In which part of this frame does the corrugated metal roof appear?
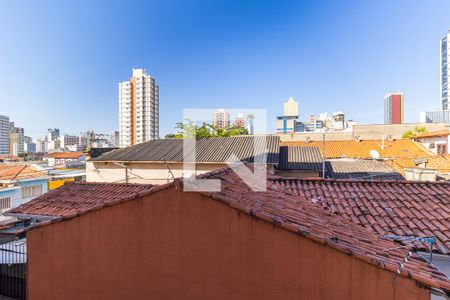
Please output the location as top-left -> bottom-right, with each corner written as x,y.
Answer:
90,136 -> 280,164
278,146 -> 323,170
326,159 -> 403,180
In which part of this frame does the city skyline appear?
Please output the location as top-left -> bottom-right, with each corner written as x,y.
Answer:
0,1 -> 449,138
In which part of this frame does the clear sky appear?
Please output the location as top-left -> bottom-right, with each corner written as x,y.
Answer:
0,0 -> 449,139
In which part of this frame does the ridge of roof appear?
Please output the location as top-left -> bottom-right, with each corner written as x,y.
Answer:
269,176 -> 450,185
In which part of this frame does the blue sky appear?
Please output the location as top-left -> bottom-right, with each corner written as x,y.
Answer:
0,0 -> 449,138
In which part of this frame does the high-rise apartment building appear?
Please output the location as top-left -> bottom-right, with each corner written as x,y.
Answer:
384,93 -> 404,124
212,109 -> 230,128
0,115 -> 10,155
119,68 -> 159,148
9,124 -> 24,155
46,128 -> 60,142
441,30 -> 449,110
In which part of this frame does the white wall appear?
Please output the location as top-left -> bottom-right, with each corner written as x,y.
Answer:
86,161 -> 274,185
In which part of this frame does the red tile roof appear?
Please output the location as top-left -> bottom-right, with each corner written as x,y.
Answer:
6,182 -> 154,217
0,164 -> 47,181
23,167 -> 450,293
280,139 -> 432,159
416,130 -> 450,139
198,168 -> 450,293
269,178 -> 450,255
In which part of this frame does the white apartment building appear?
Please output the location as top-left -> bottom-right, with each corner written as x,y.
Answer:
119,68 -> 159,148
441,30 -> 449,110
0,115 -> 10,155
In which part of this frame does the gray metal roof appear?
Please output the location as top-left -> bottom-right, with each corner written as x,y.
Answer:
90,136 -> 280,164
326,159 -> 403,180
278,146 -> 323,170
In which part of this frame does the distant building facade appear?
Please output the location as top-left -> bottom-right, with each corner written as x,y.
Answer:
119,68 -> 159,148
234,113 -> 245,128
64,135 -> 79,146
384,93 -> 404,124
441,30 -> 449,110
212,109 -> 230,128
0,115 -> 10,155
9,124 -> 24,156
276,97 -> 299,134
420,110 -> 450,125
110,131 -> 120,147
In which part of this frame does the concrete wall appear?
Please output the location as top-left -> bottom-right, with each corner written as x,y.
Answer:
278,123 -> 448,142
86,161 -> 274,184
27,188 -> 430,300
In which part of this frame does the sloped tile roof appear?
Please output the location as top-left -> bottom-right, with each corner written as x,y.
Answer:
416,130 -> 450,139
25,167 -> 450,292
426,155 -> 450,173
44,152 -> 84,159
6,182 -> 154,217
280,139 -> 431,159
270,178 -> 450,255
90,136 -> 280,164
0,164 -> 47,181
198,168 -> 450,293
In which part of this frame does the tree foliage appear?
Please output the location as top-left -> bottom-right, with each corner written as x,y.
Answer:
402,127 -> 428,139
165,120 -> 249,139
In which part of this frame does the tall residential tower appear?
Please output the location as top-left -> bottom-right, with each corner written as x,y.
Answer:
441,30 -> 449,110
119,68 -> 159,148
384,92 -> 404,124
0,115 -> 10,155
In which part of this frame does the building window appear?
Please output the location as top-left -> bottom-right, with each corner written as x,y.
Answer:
0,197 -> 11,209
437,144 -> 447,154
21,185 -> 42,199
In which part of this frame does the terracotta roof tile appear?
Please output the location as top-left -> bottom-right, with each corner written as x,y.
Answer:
280,139 -> 431,159
415,130 -> 450,138
0,164 -> 47,181
197,169 -> 450,293
44,152 -> 84,159
6,182 -> 154,217
271,177 -> 450,255
21,166 -> 450,293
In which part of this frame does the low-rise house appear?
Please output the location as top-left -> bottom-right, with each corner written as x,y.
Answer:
0,164 -> 48,212
43,152 -> 86,168
10,167 -> 450,299
415,130 -> 450,155
87,136 -> 280,184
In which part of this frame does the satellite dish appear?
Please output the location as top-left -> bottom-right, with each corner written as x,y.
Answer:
370,150 -> 380,159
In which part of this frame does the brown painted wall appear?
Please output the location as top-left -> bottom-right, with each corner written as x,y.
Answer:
27,188 -> 430,300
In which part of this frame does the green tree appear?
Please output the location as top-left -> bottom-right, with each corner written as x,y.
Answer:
165,120 -> 248,139
402,127 -> 428,139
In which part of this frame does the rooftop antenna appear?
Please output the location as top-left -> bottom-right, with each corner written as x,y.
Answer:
383,235 -> 436,263
370,150 -> 380,160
